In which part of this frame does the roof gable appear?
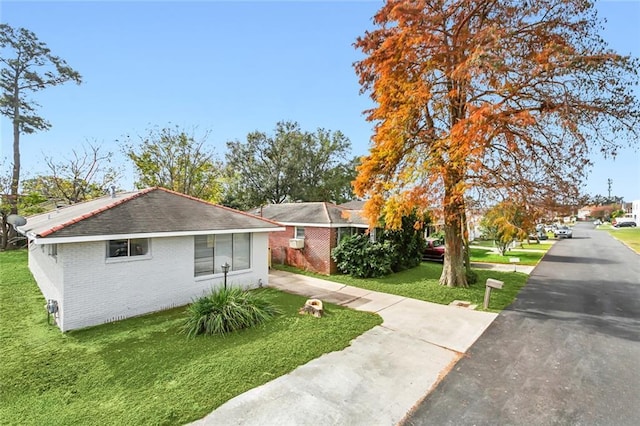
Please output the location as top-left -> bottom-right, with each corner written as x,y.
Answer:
19,187 -> 281,240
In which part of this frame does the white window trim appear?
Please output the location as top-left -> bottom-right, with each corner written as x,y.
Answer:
105,238 -> 152,263
194,233 -> 252,278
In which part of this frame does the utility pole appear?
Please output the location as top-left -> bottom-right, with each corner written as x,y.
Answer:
607,178 -> 612,200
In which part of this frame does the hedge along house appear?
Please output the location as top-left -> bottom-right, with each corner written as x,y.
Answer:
16,187 -> 284,332
250,202 -> 370,275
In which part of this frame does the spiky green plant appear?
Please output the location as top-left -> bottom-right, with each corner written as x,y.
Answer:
181,287 -> 281,337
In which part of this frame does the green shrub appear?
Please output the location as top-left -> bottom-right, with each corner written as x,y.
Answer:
181,287 -> 281,337
332,212 -> 425,278
332,233 -> 394,278
379,214 -> 425,272
429,230 -> 445,240
466,269 -> 479,285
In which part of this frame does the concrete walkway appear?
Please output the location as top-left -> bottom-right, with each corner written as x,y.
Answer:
471,262 -> 535,274
190,270 -> 499,426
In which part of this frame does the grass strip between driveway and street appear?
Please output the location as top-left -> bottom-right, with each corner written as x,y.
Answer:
273,262 -> 528,312
0,250 -> 382,426
602,226 -> 640,254
470,240 -> 554,252
469,248 -> 545,265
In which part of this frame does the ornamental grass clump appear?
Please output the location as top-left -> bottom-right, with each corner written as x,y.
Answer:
182,287 -> 281,337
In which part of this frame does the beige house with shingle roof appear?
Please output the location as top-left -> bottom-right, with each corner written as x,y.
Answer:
16,187 -> 284,331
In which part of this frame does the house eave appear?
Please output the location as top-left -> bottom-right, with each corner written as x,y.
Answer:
277,221 -> 369,229
25,227 -> 286,245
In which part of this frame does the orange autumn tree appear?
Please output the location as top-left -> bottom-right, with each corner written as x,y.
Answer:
353,0 -> 640,287
480,200 -> 537,255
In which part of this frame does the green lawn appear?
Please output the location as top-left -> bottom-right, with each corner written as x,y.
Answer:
0,250 -> 381,426
274,262 -> 528,312
605,226 -> 640,253
471,239 -> 554,251
469,248 -> 546,265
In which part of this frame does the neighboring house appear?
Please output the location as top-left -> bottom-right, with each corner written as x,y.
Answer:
621,201 -> 634,219
250,202 -> 369,275
466,211 -> 484,241
425,212 -> 481,241
632,200 -> 640,222
15,187 -> 283,332
577,206 -> 594,221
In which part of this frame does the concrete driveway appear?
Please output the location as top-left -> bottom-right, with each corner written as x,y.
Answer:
190,270 -> 498,425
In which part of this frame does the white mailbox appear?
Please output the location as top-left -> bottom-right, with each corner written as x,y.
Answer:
484,278 -> 504,309
486,278 -> 504,289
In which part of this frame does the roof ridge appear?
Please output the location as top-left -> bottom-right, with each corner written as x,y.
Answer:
152,187 -> 283,227
37,187 -> 281,238
38,188 -> 154,237
321,202 -> 331,224
322,201 -> 343,224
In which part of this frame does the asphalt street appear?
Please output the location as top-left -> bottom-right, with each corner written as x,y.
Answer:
402,222 -> 640,425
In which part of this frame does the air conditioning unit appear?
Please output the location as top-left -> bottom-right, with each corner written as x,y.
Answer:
289,238 -> 305,249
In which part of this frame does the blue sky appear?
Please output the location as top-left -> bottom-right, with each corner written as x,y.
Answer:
1,0 -> 639,202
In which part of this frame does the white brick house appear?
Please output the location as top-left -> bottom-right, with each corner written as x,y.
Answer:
16,187 -> 284,331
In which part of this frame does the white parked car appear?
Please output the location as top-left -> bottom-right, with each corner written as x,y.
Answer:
554,225 -> 573,238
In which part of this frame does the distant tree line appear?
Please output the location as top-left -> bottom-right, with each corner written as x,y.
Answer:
0,21 -> 360,249
1,118 -> 360,250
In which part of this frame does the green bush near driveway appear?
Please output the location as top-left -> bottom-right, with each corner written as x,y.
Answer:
274,263 -> 528,312
0,250 -> 382,425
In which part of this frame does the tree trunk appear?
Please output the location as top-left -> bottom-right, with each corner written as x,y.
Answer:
439,172 -> 468,288
11,104 -> 20,217
461,202 -> 472,277
1,213 -> 8,250
5,100 -> 21,250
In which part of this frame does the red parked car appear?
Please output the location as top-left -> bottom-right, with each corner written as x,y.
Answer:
423,238 -> 445,262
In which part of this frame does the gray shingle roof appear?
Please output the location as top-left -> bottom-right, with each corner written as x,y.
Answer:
249,202 -> 368,226
19,187 -> 282,240
338,200 -> 366,210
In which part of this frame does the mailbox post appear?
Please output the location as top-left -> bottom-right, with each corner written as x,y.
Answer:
509,257 -> 520,272
484,278 -> 504,309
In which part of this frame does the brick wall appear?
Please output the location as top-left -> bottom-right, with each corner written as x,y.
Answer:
269,226 -> 338,275
29,233 -> 271,331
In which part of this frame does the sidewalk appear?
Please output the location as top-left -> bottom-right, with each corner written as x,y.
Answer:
190,270 -> 499,426
471,261 -> 535,274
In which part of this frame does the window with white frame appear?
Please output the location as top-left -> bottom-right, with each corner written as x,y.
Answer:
233,233 -> 251,270
48,244 -> 58,258
194,233 -> 251,277
107,238 -> 149,258
337,227 -> 353,242
295,227 -> 305,239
